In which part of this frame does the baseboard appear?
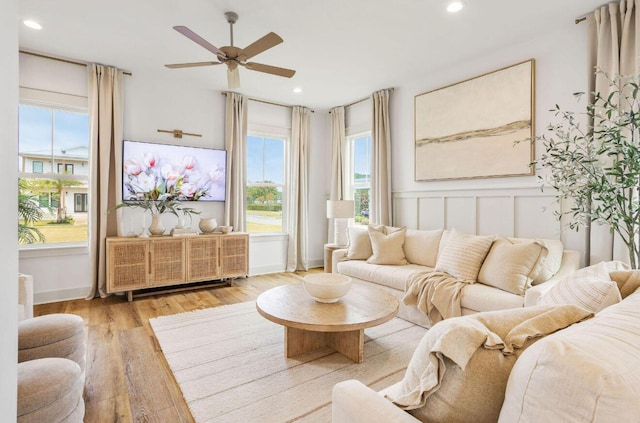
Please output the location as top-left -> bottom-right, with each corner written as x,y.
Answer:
250,259 -> 323,276
249,264 -> 286,276
34,286 -> 90,305
307,259 -> 324,269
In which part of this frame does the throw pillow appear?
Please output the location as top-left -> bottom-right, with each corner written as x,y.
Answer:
538,261 -> 622,312
367,225 -> 408,265
478,238 -> 549,295
345,226 -> 372,260
435,229 -> 494,282
403,229 -> 444,267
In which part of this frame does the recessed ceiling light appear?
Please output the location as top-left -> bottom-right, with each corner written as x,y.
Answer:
293,87 -> 303,94
447,1 -> 465,13
23,20 -> 42,30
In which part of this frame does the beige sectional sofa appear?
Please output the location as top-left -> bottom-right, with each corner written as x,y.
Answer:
332,269 -> 640,422
332,226 -> 580,327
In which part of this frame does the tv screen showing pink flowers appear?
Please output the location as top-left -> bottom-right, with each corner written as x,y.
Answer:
122,140 -> 226,202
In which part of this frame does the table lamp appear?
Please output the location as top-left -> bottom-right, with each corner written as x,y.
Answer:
327,200 -> 354,246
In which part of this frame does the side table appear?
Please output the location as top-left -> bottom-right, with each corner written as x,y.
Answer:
324,243 -> 347,273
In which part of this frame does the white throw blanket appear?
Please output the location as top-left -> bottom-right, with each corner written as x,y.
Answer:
402,270 -> 467,326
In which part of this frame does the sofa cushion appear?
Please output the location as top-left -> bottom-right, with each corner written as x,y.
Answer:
499,291 -> 640,423
385,305 -> 592,423
367,226 -> 408,265
609,270 -> 640,299
478,238 -> 548,295
337,260 -> 427,291
435,229 -> 494,282
404,229 -> 443,267
461,283 -> 524,312
345,226 -> 372,260
538,261 -> 621,313
509,238 -> 564,285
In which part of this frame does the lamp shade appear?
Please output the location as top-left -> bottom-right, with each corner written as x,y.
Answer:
327,200 -> 355,219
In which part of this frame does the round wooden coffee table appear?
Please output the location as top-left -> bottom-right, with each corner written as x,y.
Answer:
256,282 -> 399,363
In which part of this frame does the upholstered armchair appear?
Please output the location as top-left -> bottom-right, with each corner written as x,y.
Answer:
17,274 -> 86,423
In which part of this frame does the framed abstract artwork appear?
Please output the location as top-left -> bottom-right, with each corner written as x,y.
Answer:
414,59 -> 535,181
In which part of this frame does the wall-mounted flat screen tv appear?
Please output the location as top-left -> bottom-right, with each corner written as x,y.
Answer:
122,140 -> 226,202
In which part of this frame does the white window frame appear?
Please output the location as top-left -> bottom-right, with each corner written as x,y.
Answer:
18,97 -> 90,251
246,127 -> 290,235
344,131 -> 371,225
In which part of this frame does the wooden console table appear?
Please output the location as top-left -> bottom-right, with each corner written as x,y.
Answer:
106,232 -> 249,301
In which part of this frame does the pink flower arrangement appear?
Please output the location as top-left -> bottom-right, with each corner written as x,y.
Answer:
119,150 -> 223,216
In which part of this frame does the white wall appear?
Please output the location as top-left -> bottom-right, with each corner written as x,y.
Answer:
19,57 -> 329,301
2,0 -> 19,418
388,23 -> 593,266
20,17 -> 601,301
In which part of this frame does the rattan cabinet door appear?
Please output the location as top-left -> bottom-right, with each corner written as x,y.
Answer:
187,235 -> 221,282
220,234 -> 249,277
149,238 -> 186,287
106,239 -> 150,292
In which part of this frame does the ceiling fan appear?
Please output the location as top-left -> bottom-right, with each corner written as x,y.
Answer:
165,11 -> 296,89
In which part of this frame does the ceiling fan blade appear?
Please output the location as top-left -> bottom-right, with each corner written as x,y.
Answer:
173,26 -> 226,59
241,32 -> 283,60
244,62 -> 296,78
165,61 -> 223,69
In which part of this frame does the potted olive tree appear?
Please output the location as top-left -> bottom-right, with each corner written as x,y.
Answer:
535,72 -> 640,268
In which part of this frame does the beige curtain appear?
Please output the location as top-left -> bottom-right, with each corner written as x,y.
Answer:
370,89 -> 393,226
86,64 -> 124,299
287,106 -> 310,271
588,0 -> 640,264
330,106 -> 346,201
224,93 -> 248,232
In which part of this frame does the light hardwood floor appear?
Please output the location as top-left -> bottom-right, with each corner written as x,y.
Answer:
34,269 -> 322,423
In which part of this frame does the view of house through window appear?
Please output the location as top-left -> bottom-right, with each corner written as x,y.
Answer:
348,132 -> 371,225
18,103 -> 90,245
246,133 -> 286,233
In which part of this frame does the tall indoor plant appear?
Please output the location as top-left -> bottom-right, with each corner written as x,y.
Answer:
536,71 -> 640,268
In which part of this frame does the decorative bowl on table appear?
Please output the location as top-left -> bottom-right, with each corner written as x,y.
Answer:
302,273 -> 352,303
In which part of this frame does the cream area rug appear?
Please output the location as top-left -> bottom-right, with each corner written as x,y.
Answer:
149,300 -> 426,423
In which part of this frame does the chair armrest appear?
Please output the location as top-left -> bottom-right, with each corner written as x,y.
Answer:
18,274 -> 34,321
524,250 -> 580,307
332,248 -> 348,273
332,380 -> 420,423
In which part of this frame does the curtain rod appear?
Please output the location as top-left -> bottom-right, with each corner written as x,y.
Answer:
575,16 -> 587,24
330,87 -> 395,113
19,50 -> 133,76
221,92 -> 314,113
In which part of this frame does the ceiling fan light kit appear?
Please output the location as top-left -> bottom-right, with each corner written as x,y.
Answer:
166,11 -> 296,89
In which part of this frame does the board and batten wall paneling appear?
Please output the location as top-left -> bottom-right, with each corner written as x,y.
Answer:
418,197 -> 445,230
393,187 -> 563,240
514,195 -> 560,239
477,196 -> 514,236
445,197 -> 476,234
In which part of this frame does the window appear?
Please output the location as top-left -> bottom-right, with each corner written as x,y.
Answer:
246,133 -> 286,233
347,132 -> 371,225
74,193 -> 88,212
57,163 -> 74,174
18,103 -> 90,245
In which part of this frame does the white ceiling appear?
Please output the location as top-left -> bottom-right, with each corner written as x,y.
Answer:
18,0 -> 605,109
